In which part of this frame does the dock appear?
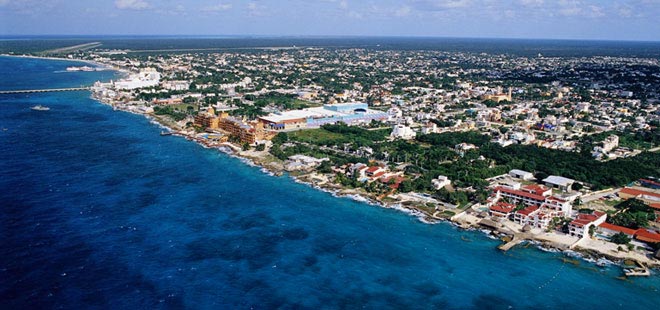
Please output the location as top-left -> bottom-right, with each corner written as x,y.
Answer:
498,237 -> 525,251
0,87 -> 90,95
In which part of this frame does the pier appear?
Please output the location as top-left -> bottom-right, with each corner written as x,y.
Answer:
0,87 -> 90,95
498,237 -> 525,251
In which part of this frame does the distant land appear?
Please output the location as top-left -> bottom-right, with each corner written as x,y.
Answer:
2,36 -> 660,58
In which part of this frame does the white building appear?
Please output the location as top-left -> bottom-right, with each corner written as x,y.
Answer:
113,69 -> 161,90
543,175 -> 575,192
390,124 -> 416,140
602,134 -> 619,152
509,169 -> 534,181
432,176 -> 451,190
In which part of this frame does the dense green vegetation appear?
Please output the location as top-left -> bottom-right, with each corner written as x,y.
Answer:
610,232 -> 631,245
153,105 -> 189,121
607,199 -> 656,229
479,143 -> 660,190
245,92 -> 321,110
583,129 -> 660,150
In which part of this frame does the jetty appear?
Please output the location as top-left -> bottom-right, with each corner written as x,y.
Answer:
0,87 -> 90,95
498,236 -> 525,251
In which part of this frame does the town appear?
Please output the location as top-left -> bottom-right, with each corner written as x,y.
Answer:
72,45 -> 660,272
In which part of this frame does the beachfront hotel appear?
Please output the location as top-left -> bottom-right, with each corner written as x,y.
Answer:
258,103 -> 388,131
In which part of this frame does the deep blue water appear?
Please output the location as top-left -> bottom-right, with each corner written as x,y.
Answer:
1,55 -> 660,309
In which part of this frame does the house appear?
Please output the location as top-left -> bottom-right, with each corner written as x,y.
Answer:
568,211 -> 607,238
597,222 -> 637,239
617,187 -> 660,203
492,184 -> 551,207
635,229 -> 660,244
348,163 -> 368,178
432,175 -> 451,190
509,169 -> 535,181
390,124 -> 416,140
285,155 -> 329,171
543,175 -> 575,192
513,206 -> 539,225
489,202 -> 516,218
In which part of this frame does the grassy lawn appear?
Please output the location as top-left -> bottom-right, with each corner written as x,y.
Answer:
289,128 -> 348,145
290,99 -> 322,109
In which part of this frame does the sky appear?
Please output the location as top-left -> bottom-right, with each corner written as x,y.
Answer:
1,0 -> 660,41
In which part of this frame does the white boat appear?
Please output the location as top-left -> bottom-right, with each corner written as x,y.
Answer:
30,105 -> 50,111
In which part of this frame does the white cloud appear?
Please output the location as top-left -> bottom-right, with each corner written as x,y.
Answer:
519,0 -> 544,7
203,3 -> 232,12
247,2 -> 267,16
587,5 -> 604,17
411,0 -> 471,11
395,5 -> 411,17
115,0 -> 149,10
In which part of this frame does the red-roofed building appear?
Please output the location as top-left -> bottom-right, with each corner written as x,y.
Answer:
618,187 -> 660,201
569,211 -> 607,238
514,205 -> 539,225
489,202 -> 516,218
635,229 -> 660,244
493,186 -> 546,206
489,184 -> 573,225
365,166 -> 385,177
380,176 -> 405,190
597,222 -> 638,238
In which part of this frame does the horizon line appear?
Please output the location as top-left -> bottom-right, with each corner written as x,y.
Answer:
1,34 -> 659,44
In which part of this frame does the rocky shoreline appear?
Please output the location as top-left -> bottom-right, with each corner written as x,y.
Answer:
93,93 -> 660,276
35,53 -> 651,277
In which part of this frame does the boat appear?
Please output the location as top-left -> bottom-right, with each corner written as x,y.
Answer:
66,66 -> 96,72
30,105 -> 50,111
160,131 -> 173,136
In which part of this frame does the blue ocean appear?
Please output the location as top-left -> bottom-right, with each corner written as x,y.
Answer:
1,55 -> 659,309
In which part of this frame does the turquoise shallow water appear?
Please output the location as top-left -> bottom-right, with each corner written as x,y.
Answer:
1,55 -> 659,309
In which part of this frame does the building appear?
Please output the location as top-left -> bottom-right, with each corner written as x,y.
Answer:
421,122 -> 438,134
432,176 -> 451,190
390,124 -> 416,140
218,117 -> 257,144
194,107 -> 219,129
512,205 -> 558,229
509,169 -> 535,181
639,179 -> 660,190
153,98 -> 183,105
542,175 -> 575,192
601,135 -> 619,152
635,229 -> 660,244
483,87 -> 512,103
568,211 -> 607,238
488,184 -> 573,229
617,187 -> 660,206
113,69 -> 161,90
492,184 -> 552,207
489,201 -> 516,218
285,155 -> 329,171
258,103 -> 387,131
597,222 -> 637,239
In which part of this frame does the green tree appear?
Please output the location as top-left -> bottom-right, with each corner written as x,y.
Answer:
610,232 -> 631,245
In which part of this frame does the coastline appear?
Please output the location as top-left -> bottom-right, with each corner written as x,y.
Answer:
0,53 -> 129,76
30,54 -> 658,275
